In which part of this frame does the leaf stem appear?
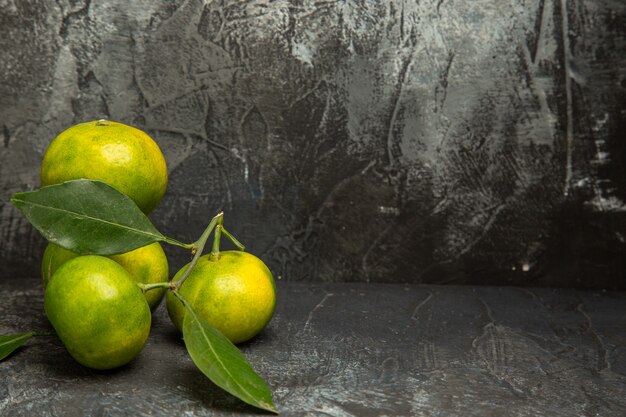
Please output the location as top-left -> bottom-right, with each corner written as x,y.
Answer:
164,237 -> 195,250
171,289 -> 189,306
172,212 -> 223,291
221,227 -> 245,251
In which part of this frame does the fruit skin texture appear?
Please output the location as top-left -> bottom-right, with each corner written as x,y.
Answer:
167,251 -> 276,344
42,242 -> 168,311
40,120 -> 167,214
44,255 -> 151,370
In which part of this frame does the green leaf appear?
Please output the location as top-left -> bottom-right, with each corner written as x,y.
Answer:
10,180 -> 181,255
180,296 -> 277,414
0,332 -> 38,361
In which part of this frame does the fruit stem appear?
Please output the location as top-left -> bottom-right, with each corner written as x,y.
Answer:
138,282 -> 171,292
210,213 -> 224,261
172,212 -> 223,291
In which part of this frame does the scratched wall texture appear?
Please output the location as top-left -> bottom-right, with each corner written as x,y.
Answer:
0,0 -> 625,288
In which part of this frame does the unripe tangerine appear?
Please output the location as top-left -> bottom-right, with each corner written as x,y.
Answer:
166,251 -> 276,344
44,255 -> 151,370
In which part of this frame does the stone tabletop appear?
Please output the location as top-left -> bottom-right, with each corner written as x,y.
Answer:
1,279 -> 626,416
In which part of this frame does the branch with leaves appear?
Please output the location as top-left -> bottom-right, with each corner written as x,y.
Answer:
3,179 -> 277,414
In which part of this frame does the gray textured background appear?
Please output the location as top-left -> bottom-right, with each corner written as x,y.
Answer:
4,279 -> 626,416
1,0 -> 625,288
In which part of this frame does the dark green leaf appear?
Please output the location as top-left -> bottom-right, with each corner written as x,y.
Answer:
10,180 -> 172,255
0,332 -> 38,361
181,298 -> 277,414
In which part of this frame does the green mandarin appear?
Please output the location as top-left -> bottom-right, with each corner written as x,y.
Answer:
167,251 -> 276,344
40,120 -> 167,214
44,256 -> 151,370
42,242 -> 169,312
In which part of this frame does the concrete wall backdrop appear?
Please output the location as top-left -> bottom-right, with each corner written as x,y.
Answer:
0,0 -> 625,288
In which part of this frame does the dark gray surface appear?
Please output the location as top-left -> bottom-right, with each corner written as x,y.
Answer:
2,278 -> 626,416
1,1 -> 625,288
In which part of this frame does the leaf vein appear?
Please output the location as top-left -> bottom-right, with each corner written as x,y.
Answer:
13,198 -> 163,241
187,308 -> 259,403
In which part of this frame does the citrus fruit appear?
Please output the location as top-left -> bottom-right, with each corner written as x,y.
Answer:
44,255 -> 151,370
42,242 -> 169,311
166,251 -> 276,344
40,119 -> 167,213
